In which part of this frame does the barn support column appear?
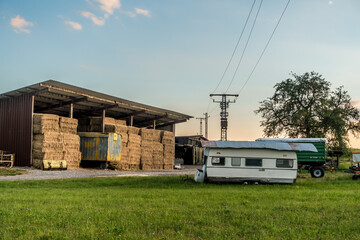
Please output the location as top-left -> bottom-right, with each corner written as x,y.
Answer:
130,115 -> 134,126
69,103 -> 73,118
102,109 -> 106,133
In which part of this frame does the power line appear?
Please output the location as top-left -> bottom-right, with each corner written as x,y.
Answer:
237,0 -> 291,96
210,0 -> 257,95
225,0 -> 263,93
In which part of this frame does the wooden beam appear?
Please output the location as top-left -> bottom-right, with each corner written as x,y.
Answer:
146,119 -> 187,129
130,115 -> 134,126
35,96 -> 87,112
134,113 -> 168,124
117,110 -> 146,119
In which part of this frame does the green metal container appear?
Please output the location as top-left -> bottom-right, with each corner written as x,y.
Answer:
78,132 -> 122,162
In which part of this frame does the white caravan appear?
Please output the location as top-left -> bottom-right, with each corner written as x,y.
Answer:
195,141 -> 318,184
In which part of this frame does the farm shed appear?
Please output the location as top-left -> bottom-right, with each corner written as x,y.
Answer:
175,135 -> 207,165
0,80 -> 192,166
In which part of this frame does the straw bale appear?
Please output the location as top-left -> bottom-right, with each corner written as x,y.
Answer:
33,113 -> 59,123
116,119 -> 127,126
104,125 -> 116,133
59,117 -> 78,134
141,140 -> 153,148
164,144 -> 175,154
128,164 -> 140,170
161,131 -> 175,144
33,114 -> 60,133
89,116 -> 116,125
62,133 -> 80,150
32,159 -> 43,169
115,124 -> 128,134
153,130 -> 163,142
128,134 -> 141,145
127,126 -> 140,135
164,155 -> 174,165
118,132 -> 128,143
140,163 -> 154,170
153,142 -> 164,153
63,150 -> 81,161
33,141 -> 63,151
33,132 -> 62,142
152,164 -> 164,170
140,128 -> 154,140
33,123 -> 59,134
32,150 -> 63,160
163,164 -> 173,170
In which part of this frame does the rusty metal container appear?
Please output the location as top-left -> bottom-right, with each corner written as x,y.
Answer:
78,132 -> 121,164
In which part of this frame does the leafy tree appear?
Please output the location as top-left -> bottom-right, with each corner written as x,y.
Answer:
255,71 -> 360,150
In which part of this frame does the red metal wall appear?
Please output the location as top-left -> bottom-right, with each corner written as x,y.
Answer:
0,95 -> 33,166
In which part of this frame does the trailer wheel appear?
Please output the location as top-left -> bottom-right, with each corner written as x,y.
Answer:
310,167 -> 325,178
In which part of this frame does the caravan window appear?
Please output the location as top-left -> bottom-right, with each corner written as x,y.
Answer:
276,159 -> 293,168
231,157 -> 241,166
211,157 -> 225,166
245,158 -> 262,167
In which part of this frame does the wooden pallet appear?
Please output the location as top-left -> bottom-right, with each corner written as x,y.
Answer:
0,150 -> 14,168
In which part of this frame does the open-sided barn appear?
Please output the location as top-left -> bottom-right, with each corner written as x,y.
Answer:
0,80 -> 192,167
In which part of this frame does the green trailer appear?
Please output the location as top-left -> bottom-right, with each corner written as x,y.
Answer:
256,138 -> 327,178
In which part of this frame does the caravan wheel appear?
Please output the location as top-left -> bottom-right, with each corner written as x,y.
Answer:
310,167 -> 325,178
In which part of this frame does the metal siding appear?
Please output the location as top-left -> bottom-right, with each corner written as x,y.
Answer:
0,95 -> 33,166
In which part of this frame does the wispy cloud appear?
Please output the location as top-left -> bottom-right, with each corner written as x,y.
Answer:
80,11 -> 105,26
10,15 -> 34,34
124,8 -> 151,18
328,1 -> 334,5
135,8 -> 151,17
95,0 -> 121,15
65,21 -> 82,30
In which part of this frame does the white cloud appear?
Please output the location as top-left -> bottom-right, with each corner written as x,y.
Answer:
10,15 -> 34,34
328,1 -> 333,5
95,0 -> 121,14
80,11 -> 105,26
135,8 -> 151,17
65,21 -> 82,30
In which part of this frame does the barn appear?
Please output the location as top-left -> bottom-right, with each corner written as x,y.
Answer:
0,80 -> 192,167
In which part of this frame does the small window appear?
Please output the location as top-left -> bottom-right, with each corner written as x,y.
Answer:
245,158 -> 262,167
231,157 -> 241,166
211,157 -> 225,166
276,159 -> 293,168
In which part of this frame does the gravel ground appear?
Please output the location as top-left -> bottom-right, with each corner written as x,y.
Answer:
0,165 -> 199,181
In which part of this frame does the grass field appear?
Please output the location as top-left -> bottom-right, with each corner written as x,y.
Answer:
0,168 -> 27,176
1,171 -> 360,240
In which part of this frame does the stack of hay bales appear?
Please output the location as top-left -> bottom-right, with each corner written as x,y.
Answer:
32,113 -> 81,170
162,131 -> 175,170
140,129 -> 164,170
127,127 -> 141,170
60,117 -> 81,169
114,122 -> 129,170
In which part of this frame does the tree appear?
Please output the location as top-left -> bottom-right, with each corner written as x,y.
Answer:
255,71 -> 360,150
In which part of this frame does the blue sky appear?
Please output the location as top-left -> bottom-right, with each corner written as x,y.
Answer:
1,0 -> 360,146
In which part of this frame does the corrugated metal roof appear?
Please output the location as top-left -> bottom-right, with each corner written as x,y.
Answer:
201,141 -> 318,152
256,138 -> 327,143
0,80 -> 192,128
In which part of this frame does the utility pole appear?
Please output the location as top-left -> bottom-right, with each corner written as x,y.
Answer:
204,112 -> 209,139
210,93 -> 238,141
196,117 -> 205,136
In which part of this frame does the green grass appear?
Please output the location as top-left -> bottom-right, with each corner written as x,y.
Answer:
0,168 -> 27,176
1,172 -> 360,240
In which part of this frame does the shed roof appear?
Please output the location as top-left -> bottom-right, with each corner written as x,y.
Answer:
256,138 -> 327,143
0,80 -> 192,128
201,141 -> 318,152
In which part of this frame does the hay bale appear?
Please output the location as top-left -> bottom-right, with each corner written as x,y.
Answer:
116,119 -> 127,126
127,126 -> 140,135
115,124 -> 128,134
128,134 -> 141,145
140,128 -> 153,141
33,113 -> 59,133
33,141 -> 63,151
163,164 -> 173,170
153,142 -> 164,152
162,131 -> 175,144
88,117 -> 116,132
59,117 -> 78,134
62,133 -> 80,150
153,130 -> 163,142
32,159 -> 43,169
32,150 -> 63,160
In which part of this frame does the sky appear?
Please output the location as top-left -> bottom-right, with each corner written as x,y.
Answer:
1,0 -> 360,147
